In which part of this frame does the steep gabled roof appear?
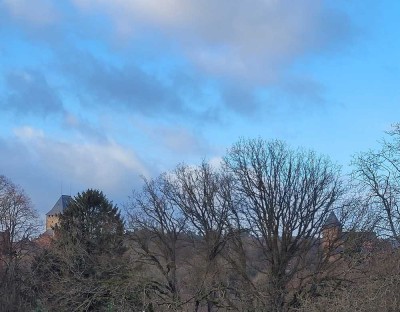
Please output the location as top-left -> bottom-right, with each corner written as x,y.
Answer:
46,195 -> 72,216
323,212 -> 341,229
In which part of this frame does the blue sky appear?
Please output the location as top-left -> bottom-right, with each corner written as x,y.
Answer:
1,0 -> 400,220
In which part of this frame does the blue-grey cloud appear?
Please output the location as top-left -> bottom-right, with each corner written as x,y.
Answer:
62,51 -> 182,114
219,83 -> 260,115
278,77 -> 326,107
62,113 -> 109,143
59,50 -> 222,120
0,0 -> 356,123
1,0 -> 59,27
1,69 -> 64,117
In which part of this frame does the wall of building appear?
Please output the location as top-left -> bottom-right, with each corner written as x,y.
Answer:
46,215 -> 60,230
322,227 -> 341,250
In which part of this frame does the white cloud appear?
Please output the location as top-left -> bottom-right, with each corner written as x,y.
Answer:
71,0 -> 353,83
14,126 -> 45,139
11,126 -> 149,192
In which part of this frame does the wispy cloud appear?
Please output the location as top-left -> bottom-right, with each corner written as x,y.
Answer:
12,126 -> 149,188
138,122 -> 210,155
0,126 -> 150,212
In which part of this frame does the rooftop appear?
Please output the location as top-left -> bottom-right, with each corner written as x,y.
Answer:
46,195 -> 72,216
323,211 -> 342,229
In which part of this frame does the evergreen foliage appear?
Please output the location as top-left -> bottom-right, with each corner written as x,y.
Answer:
56,189 -> 125,255
33,189 -> 144,311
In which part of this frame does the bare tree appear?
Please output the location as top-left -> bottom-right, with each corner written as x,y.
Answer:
0,175 -> 40,311
223,139 -> 344,311
352,124 -> 400,243
127,162 -> 238,311
167,162 -> 236,311
127,174 -> 188,311
125,139 -> 376,311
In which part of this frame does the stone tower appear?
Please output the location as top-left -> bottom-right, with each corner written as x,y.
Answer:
46,195 -> 72,231
322,211 -> 342,252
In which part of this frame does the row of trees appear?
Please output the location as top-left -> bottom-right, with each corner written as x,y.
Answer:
1,129 -> 400,311
126,139 -> 344,311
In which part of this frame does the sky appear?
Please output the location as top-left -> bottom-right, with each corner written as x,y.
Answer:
1,0 -> 400,221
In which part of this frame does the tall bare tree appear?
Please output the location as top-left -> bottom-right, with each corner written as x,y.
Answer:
127,174 -> 188,311
0,175 -> 40,311
352,124 -> 400,243
127,163 -> 237,311
167,162 -> 235,311
223,139 -> 343,311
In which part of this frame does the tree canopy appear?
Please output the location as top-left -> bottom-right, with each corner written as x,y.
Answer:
5,134 -> 400,311
56,189 -> 125,254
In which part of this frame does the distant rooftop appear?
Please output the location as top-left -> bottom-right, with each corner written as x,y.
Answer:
323,211 -> 341,229
46,195 -> 72,216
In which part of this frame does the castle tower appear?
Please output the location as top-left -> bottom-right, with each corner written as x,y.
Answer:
322,212 -> 342,252
46,195 -> 72,231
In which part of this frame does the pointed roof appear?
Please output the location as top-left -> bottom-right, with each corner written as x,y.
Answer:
46,195 -> 72,216
323,212 -> 341,229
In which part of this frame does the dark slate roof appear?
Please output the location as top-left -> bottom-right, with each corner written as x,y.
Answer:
323,212 -> 341,229
46,195 -> 72,216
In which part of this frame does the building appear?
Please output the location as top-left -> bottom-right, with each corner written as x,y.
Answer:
322,211 -> 342,252
45,195 -> 72,231
322,211 -> 378,259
